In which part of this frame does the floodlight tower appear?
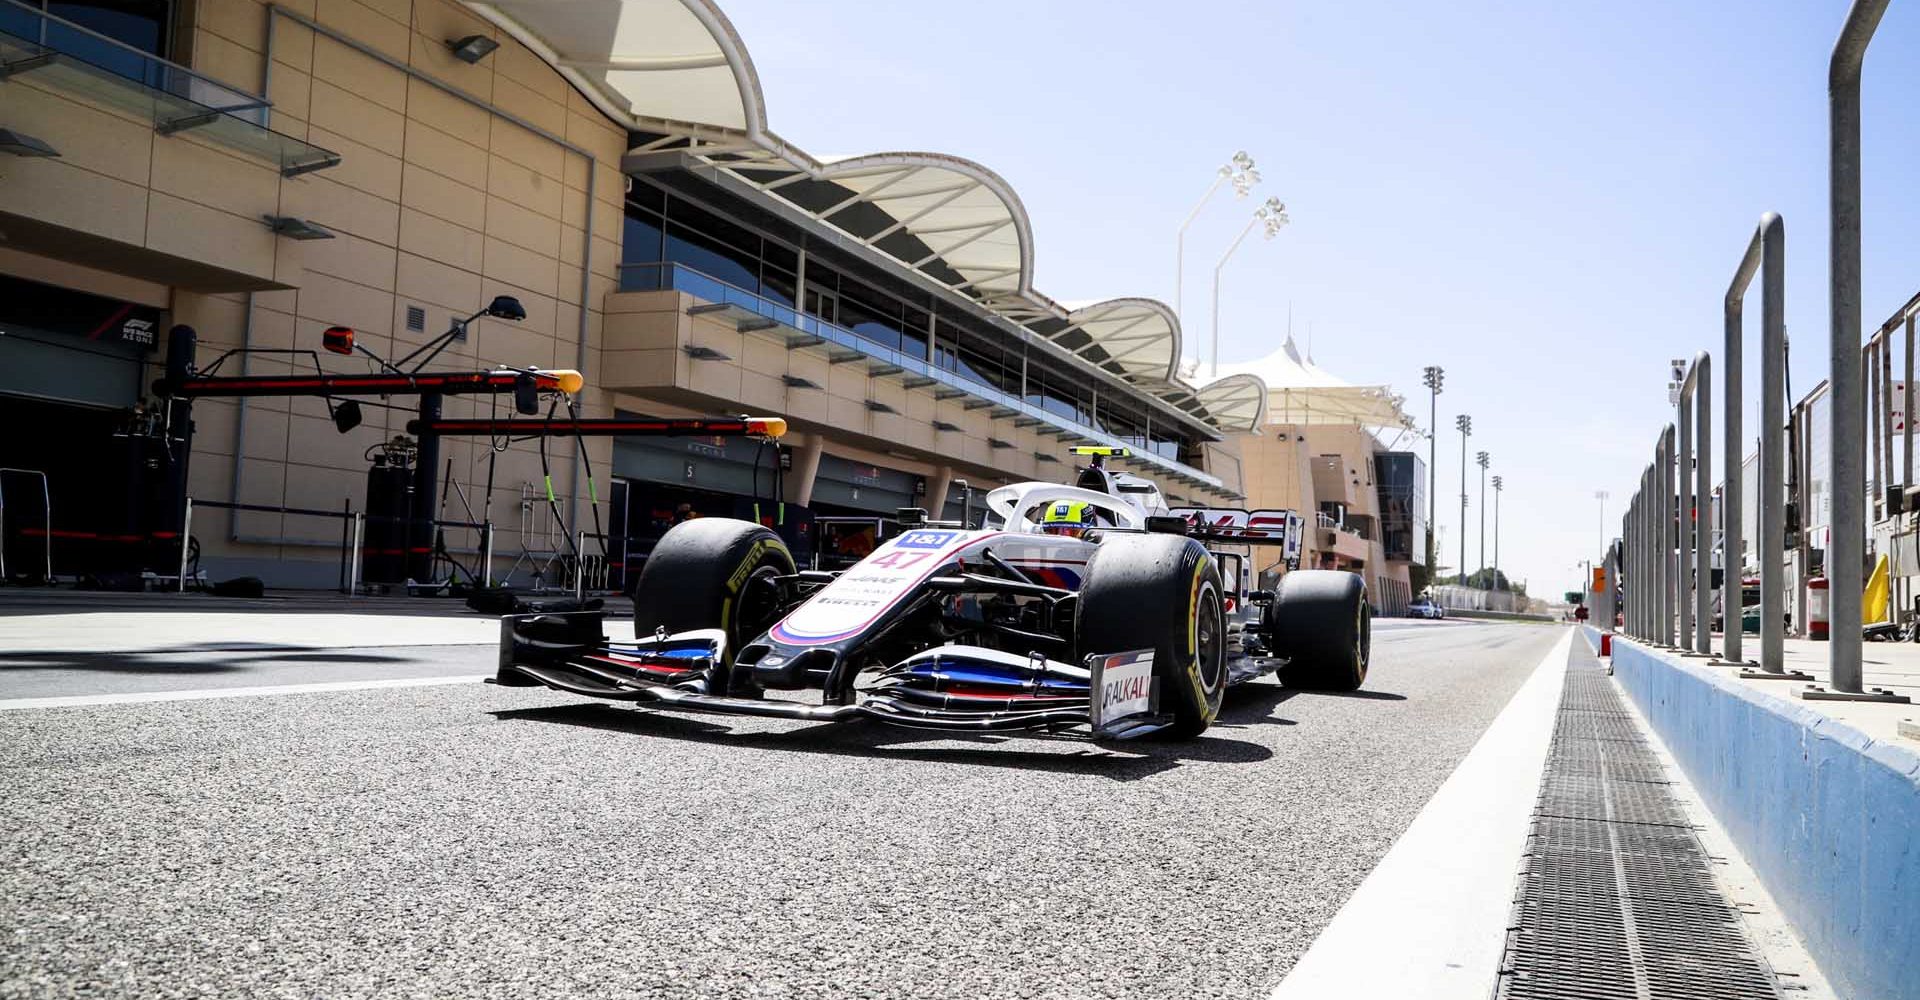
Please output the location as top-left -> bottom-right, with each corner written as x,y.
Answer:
1210,196 -> 1289,378
1422,366 -> 1443,581
1492,475 -> 1505,590
1477,451 -> 1491,583
1175,151 -> 1258,321
1456,414 -> 1472,584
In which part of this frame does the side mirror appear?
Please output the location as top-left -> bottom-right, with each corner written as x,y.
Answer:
331,399 -> 363,433
513,374 -> 539,415
486,295 -> 526,321
322,326 -> 355,355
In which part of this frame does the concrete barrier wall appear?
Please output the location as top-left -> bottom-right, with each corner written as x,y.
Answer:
1605,637 -> 1920,1000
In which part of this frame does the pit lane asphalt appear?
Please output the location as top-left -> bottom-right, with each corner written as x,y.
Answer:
0,619 -> 1564,1000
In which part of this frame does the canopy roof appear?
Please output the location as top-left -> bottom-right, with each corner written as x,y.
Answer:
468,0 -> 765,134
1218,336 -> 1414,429
1214,334 -> 1349,389
1037,298 -> 1180,384
469,0 -> 1257,431
702,151 -> 1034,307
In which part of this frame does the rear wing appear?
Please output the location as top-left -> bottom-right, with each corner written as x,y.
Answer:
1170,508 -> 1303,564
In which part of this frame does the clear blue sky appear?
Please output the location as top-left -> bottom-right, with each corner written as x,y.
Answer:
717,0 -> 1920,596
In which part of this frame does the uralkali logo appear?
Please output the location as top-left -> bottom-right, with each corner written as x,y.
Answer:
1092,650 -> 1154,727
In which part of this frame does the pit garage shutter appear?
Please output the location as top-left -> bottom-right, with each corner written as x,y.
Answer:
0,275 -> 155,408
610,414 -> 784,498
812,455 -> 917,514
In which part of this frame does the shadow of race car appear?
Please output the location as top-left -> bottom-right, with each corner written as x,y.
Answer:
494,462 -> 1370,741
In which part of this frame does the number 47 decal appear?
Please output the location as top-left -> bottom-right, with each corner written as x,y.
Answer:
868,550 -> 934,570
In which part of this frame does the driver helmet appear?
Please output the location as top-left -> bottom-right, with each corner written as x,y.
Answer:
1040,500 -> 1099,538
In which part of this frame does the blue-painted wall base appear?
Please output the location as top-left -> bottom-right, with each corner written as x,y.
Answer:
1598,633 -> 1920,1000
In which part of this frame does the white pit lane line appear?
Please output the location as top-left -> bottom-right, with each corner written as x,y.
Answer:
0,675 -> 492,712
1270,626 -> 1574,1000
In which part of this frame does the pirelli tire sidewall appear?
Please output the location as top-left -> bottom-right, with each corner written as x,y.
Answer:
629,517 -> 796,660
1076,533 -> 1227,738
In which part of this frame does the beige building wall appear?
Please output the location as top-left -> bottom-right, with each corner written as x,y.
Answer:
1235,420 -> 1414,613
0,0 -> 627,583
598,289 -> 1245,510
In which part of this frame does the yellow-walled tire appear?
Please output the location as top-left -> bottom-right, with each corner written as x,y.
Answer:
1076,533 -> 1226,738
630,518 -> 795,661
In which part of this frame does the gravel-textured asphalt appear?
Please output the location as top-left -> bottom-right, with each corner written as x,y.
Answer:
0,620 -> 1565,1000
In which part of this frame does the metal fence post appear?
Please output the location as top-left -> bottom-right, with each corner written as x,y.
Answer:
348,512 -> 364,597
1635,474 -> 1646,639
178,497 -> 193,593
1652,441 -> 1663,644
1663,426 -> 1678,647
1824,0 -> 1891,696
575,530 -> 587,601
1694,353 -> 1713,654
482,521 -> 494,588
1627,486 -> 1637,638
1760,216 -> 1790,676
1724,213 -> 1784,666
1675,353 -> 1714,654
1632,488 -> 1642,639
1641,481 -> 1651,641
1678,391 -> 1694,651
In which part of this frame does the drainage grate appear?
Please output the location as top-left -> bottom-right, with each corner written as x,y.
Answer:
1496,640 -> 1783,1000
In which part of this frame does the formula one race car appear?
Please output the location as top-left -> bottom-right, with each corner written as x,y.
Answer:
494,450 -> 1370,740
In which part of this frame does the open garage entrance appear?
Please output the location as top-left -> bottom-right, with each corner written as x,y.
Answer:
0,274 -> 167,583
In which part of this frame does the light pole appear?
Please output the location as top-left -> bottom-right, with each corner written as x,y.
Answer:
1492,475 -> 1504,590
1422,366 -> 1443,583
1595,489 -> 1609,554
1175,151 -> 1257,323
1210,197 -> 1288,378
1477,451 -> 1490,584
1456,414 -> 1472,585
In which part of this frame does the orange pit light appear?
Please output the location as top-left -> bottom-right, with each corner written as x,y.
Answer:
745,416 -> 788,439
536,369 -> 584,394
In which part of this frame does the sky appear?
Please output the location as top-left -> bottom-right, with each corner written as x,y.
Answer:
713,0 -> 1920,597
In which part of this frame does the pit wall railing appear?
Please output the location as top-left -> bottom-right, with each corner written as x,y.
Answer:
1623,0 -> 1913,706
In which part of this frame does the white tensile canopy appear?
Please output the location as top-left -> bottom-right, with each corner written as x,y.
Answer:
1216,336 -> 1414,430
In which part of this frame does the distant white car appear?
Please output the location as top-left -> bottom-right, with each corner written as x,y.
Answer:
1407,597 -> 1445,620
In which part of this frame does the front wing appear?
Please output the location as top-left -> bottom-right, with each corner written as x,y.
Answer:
491,611 -> 1177,740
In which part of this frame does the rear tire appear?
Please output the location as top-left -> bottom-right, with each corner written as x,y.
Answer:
630,518 -> 795,662
1076,533 -> 1226,738
1266,570 -> 1370,691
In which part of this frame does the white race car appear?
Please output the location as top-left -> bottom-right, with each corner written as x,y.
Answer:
495,449 -> 1371,740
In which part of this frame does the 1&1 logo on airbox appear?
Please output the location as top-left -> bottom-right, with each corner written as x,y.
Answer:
894,530 -> 959,550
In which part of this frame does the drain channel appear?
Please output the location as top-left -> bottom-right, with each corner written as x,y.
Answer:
1495,640 -> 1783,1000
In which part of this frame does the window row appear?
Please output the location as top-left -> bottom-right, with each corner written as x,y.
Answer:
622,181 -> 1192,459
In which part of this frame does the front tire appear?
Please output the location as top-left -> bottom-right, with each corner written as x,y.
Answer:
1076,533 -> 1227,738
630,518 -> 795,661
1265,570 -> 1370,691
